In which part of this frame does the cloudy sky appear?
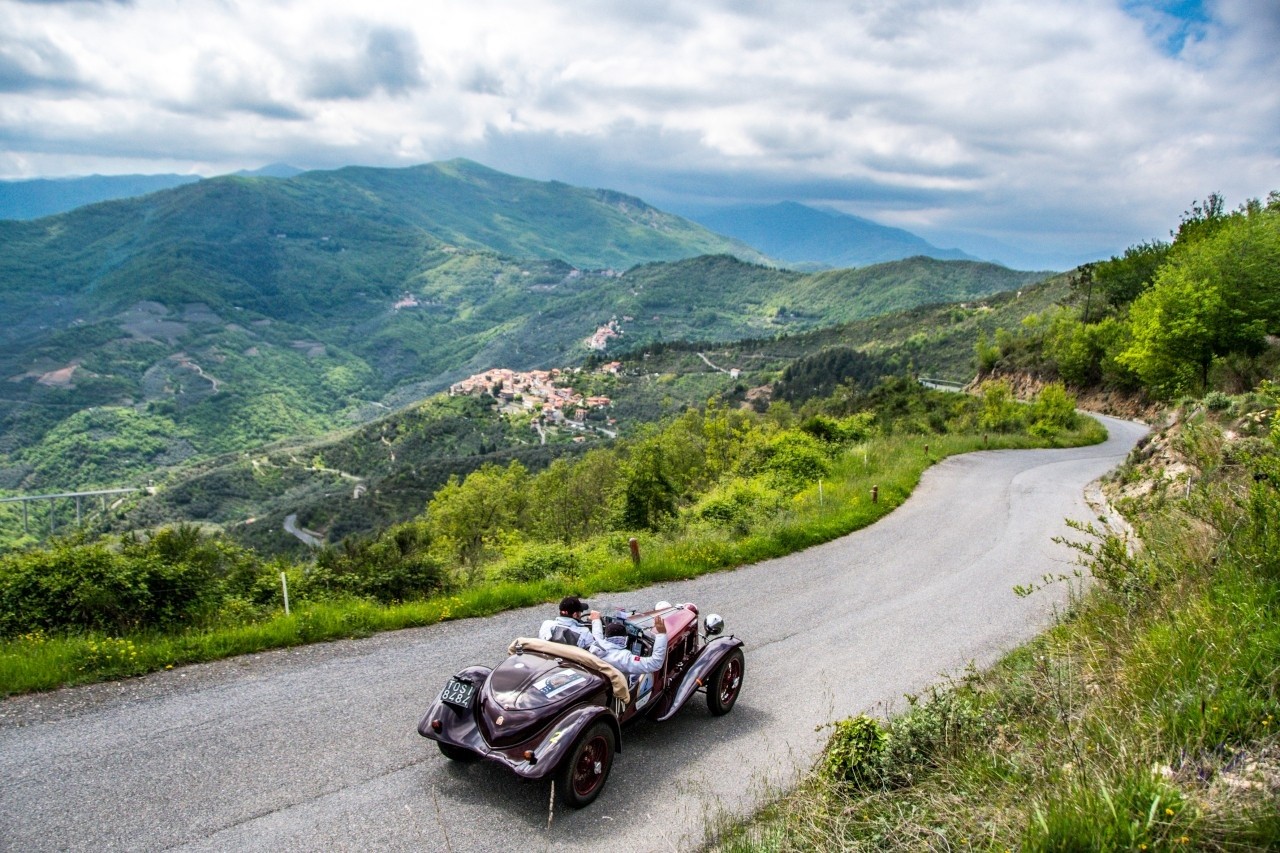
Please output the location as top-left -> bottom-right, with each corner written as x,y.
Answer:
1,0 -> 1277,268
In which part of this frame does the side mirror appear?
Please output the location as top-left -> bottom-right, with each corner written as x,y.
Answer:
704,614 -> 724,636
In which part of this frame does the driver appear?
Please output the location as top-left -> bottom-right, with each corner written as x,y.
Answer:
537,596 -> 600,649
588,613 -> 667,674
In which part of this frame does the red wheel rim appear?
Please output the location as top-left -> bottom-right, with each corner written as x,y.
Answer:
572,735 -> 609,797
718,657 -> 742,705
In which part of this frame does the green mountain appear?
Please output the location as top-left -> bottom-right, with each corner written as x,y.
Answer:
60,272 -> 1070,558
0,158 -> 1049,537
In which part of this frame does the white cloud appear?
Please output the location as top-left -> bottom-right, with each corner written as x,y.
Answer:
0,0 -> 1275,267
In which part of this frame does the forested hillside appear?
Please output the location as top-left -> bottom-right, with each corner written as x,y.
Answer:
0,158 -> 1047,517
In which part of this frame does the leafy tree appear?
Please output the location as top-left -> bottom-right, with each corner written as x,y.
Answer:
618,439 -> 678,531
1092,240 -> 1170,308
425,461 -> 529,565
1120,201 -> 1280,397
528,451 -> 621,544
1045,312 -> 1136,389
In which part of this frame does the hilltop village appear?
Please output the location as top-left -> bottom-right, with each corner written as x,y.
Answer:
449,365 -> 620,440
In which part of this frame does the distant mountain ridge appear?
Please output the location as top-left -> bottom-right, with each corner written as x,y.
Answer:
0,173 -> 201,221
0,165 -> 304,221
692,201 -> 979,268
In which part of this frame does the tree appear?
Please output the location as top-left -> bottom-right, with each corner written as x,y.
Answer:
1120,201 -> 1280,397
1092,241 -> 1170,308
619,440 -> 677,531
529,451 -> 621,544
425,461 -> 529,565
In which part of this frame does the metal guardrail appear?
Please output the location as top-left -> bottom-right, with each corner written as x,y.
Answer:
918,377 -> 968,392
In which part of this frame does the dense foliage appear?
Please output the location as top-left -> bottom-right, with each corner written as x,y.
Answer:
0,377 -> 1089,644
983,191 -> 1280,399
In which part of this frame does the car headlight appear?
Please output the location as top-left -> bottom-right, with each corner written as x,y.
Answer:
705,613 -> 724,636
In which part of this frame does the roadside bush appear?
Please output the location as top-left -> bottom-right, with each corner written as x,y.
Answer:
821,715 -> 888,788
800,412 -> 878,445
0,538 -> 213,635
740,430 -> 831,493
690,478 -> 781,535
310,521 -> 446,603
879,686 -> 992,787
978,379 -> 1026,433
1028,382 -> 1080,438
500,541 -> 581,583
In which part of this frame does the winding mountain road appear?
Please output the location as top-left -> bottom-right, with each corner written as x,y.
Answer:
0,416 -> 1147,852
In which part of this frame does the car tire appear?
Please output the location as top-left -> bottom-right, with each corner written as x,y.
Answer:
437,741 -> 479,763
556,720 -> 615,808
706,648 -> 744,716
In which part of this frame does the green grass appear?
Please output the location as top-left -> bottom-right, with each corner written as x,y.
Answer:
0,421 -> 1105,696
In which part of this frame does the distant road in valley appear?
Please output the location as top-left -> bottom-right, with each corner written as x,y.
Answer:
0,416 -> 1147,852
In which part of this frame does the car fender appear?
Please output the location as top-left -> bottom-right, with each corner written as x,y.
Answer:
532,704 -> 622,775
417,664 -> 491,742
653,636 -> 745,722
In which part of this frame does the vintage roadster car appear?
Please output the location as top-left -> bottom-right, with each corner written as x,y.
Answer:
417,601 -> 744,807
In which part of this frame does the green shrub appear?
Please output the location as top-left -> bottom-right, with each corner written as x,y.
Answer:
310,521 -> 446,603
1202,390 -> 1232,412
0,540 -> 204,635
1029,382 -> 1080,438
978,379 -> 1026,433
879,686 -> 992,787
500,541 -> 581,583
741,430 -> 831,493
821,715 -> 888,787
691,478 -> 781,535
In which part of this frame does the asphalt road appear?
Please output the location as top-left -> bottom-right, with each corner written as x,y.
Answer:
0,415 -> 1147,852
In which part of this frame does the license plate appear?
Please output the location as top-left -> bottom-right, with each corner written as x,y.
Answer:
440,677 -> 475,710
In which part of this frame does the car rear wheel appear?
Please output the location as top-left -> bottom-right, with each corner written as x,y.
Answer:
706,648 -> 744,716
556,721 -> 615,808
437,741 -> 479,763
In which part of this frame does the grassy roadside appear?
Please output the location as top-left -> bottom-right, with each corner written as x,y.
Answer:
0,423 -> 1105,696
708,400 -> 1280,851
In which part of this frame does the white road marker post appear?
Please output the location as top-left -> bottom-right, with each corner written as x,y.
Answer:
280,571 -> 290,615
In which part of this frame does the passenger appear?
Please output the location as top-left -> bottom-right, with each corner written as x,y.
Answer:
589,613 -> 667,674
537,596 -> 600,649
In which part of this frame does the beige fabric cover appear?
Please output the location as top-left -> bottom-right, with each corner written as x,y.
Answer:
507,637 -> 631,705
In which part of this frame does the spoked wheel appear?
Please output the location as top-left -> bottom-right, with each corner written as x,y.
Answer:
706,648 -> 744,716
437,741 -> 479,763
556,721 -> 615,808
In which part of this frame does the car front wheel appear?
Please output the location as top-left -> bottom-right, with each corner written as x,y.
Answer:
706,648 -> 744,716
556,720 -> 615,808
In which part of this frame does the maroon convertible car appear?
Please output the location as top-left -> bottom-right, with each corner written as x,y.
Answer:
418,601 -> 745,807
